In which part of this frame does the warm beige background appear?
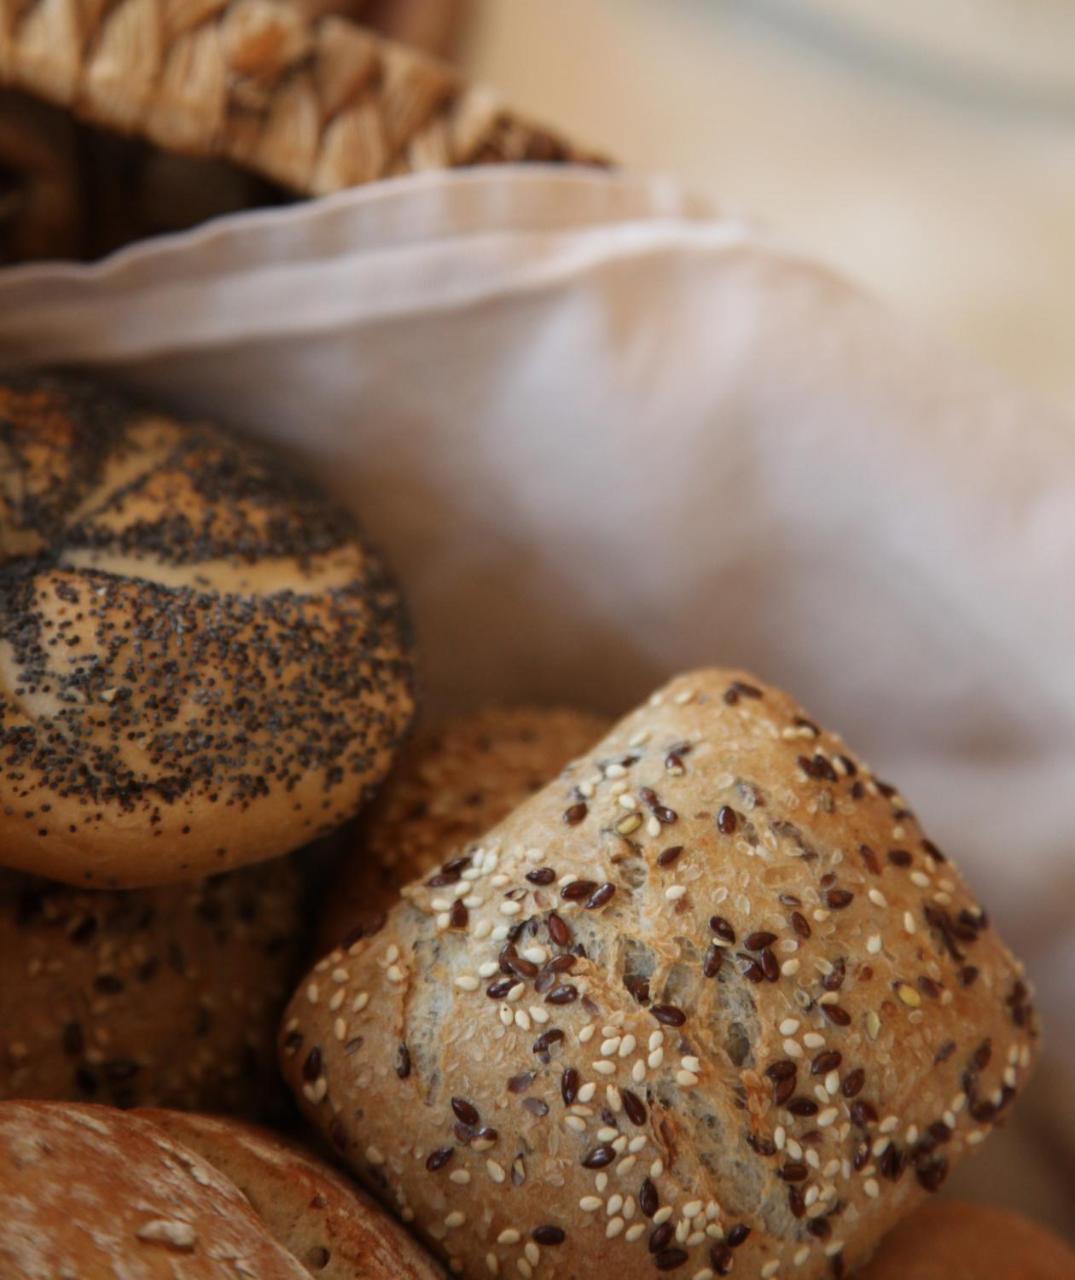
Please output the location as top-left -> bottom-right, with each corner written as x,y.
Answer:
463,0 -> 1075,411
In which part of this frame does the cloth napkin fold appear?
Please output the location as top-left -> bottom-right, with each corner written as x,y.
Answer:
1,167 -> 1071,1228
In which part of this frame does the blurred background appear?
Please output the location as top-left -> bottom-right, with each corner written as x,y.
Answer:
459,0 -> 1075,411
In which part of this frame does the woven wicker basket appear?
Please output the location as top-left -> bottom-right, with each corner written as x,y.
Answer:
0,0 -> 601,259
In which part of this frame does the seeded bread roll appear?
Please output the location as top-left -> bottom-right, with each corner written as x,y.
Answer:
859,1201 -> 1075,1279
0,369 -> 414,888
141,1109 -> 444,1280
280,668 -> 1039,1280
0,1101 -> 444,1278
0,1101 -> 309,1278
0,857 -> 304,1114
318,707 -> 609,954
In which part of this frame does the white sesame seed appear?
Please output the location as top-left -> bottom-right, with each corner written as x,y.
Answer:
903,911 -> 916,934
431,897 -> 451,913
486,1253 -> 499,1275
629,1135 -> 647,1153
306,983 -> 320,1004
333,1018 -> 347,1041
774,1125 -> 786,1150
524,1243 -> 539,1267
499,901 -> 521,917
872,1137 -> 890,1157
579,1024 -> 596,1043
794,1245 -> 810,1266
779,1019 -> 801,1035
449,1170 -> 471,1185
564,1116 -> 586,1133
517,1260 -> 532,1279
781,959 -> 801,976
632,1060 -> 646,1084
649,1049 -> 665,1069
650,1159 -> 665,1179
783,1039 -> 804,1059
365,1145 -> 385,1165
514,1010 -> 531,1031
675,1221 -> 690,1245
593,1060 -> 617,1076
617,1155 -> 638,1176
472,921 -> 492,941
578,1082 -> 597,1103
676,1071 -> 700,1087
817,1107 -> 839,1128
606,1217 -> 625,1239
653,1206 -> 672,1226
329,989 -> 346,1012
879,1115 -> 899,1134
868,888 -> 887,907
486,1160 -> 506,1184
866,934 -> 882,954
952,1092 -> 967,1113
649,1031 -> 663,1051
607,1086 -> 623,1112
506,983 -> 525,1003
302,1079 -> 328,1104
786,1139 -> 803,1160
386,965 -> 404,983
455,975 -> 480,992
498,1006 -> 512,1027
601,1037 -> 621,1056
762,1263 -> 781,1279
580,1197 -> 601,1212
607,1194 -> 624,1215
646,816 -> 662,837
665,885 -> 688,902
803,1032 -> 824,1049
597,1127 -> 618,1143
910,871 -> 930,888
905,1125 -> 919,1144
966,1130 -> 987,1145
612,1136 -> 628,1154
626,1224 -> 646,1242
683,1199 -> 704,1218
619,1035 -> 637,1058
825,1071 -> 839,1095
681,1055 -> 701,1073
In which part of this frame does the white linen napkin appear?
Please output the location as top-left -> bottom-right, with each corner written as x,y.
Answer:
1,167 -> 1071,1227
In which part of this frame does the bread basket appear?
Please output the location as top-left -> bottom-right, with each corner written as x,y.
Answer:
0,0 -> 602,258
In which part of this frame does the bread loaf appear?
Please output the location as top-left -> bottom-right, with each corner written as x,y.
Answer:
281,668 -> 1039,1280
0,370 -> 415,887
0,857 -> 304,1114
0,1101 -> 444,1277
858,1201 -> 1075,1279
318,707 -> 609,953
141,1109 -> 444,1280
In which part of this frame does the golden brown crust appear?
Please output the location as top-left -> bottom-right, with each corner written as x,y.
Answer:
0,370 -> 415,887
317,707 -> 609,954
141,1110 -> 444,1280
0,1101 -> 309,1279
281,668 -> 1039,1280
859,1202 -> 1075,1279
0,857 -> 304,1115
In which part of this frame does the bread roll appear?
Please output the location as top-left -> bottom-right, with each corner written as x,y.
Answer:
141,1109 -> 444,1280
318,707 -> 609,953
0,1101 -> 309,1278
859,1201 -> 1075,1279
0,370 -> 415,888
281,668 -> 1039,1280
0,1101 -> 444,1278
0,857 -> 304,1114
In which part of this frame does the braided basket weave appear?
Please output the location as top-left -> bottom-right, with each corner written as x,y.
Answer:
0,0 -> 598,201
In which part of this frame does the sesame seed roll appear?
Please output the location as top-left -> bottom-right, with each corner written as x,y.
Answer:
317,707 -> 610,955
0,370 -> 415,888
281,669 -> 1040,1280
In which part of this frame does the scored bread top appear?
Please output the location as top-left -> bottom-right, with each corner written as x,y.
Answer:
0,370 -> 414,887
281,668 -> 1039,1280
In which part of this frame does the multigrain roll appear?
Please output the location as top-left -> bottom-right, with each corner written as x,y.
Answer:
0,370 -> 415,888
141,1109 -> 444,1280
281,668 -> 1039,1280
318,707 -> 609,953
858,1201 -> 1075,1279
0,857 -> 304,1114
0,1101 -> 444,1278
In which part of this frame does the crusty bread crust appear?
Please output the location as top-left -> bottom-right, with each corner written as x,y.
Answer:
0,1101 -> 309,1279
318,707 -> 609,954
142,1109 -> 444,1280
0,370 -> 415,887
281,668 -> 1039,1280
0,857 -> 304,1114
859,1201 -> 1075,1279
